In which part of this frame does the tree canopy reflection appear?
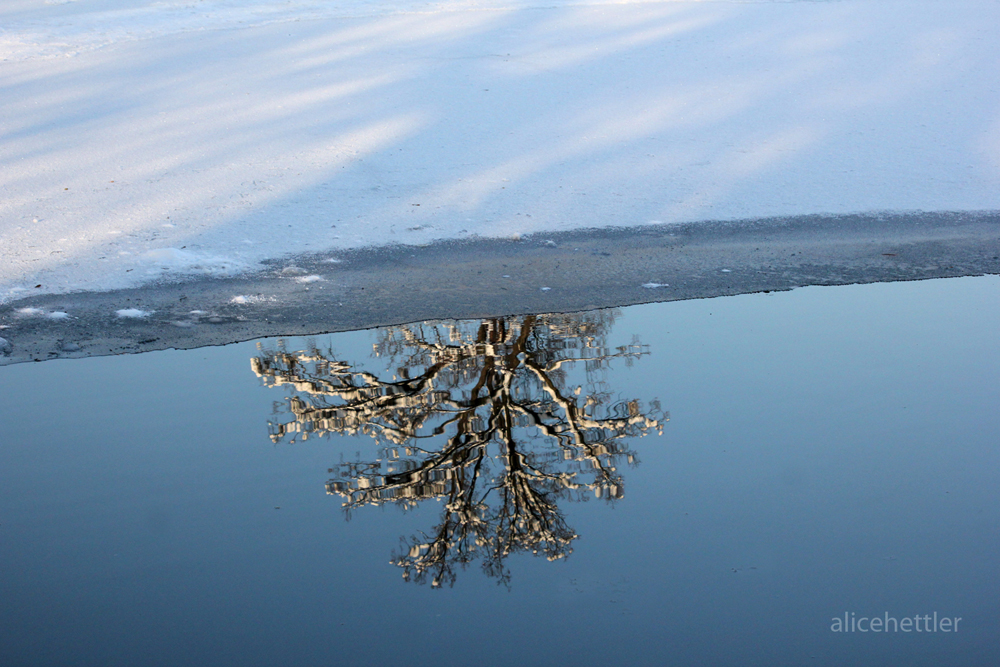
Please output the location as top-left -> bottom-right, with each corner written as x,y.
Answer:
251,310 -> 665,587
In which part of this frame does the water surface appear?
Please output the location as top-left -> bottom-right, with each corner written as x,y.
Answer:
1,276 -> 997,666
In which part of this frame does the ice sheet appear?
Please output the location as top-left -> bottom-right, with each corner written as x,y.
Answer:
2,0 -> 999,301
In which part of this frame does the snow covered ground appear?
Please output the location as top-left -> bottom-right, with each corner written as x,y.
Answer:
2,0 -> 999,301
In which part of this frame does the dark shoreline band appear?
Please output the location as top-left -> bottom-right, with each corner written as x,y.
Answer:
2,210 -> 998,365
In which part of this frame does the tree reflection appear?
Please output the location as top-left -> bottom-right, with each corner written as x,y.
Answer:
252,310 -> 665,587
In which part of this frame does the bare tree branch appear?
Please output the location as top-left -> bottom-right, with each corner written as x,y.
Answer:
253,310 -> 666,586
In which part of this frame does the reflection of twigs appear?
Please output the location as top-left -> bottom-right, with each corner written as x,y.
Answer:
253,311 -> 665,586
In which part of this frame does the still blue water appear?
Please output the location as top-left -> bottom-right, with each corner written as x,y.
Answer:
1,276 -> 997,666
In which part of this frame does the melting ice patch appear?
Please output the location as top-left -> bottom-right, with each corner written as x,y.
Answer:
230,295 -> 274,305
115,308 -> 153,319
142,248 -> 247,277
15,308 -> 72,320
641,283 -> 669,289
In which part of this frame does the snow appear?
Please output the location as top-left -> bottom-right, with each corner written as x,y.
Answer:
141,248 -> 248,278
115,308 -> 153,318
2,0 -> 999,302
14,306 -> 71,319
230,295 -> 274,304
